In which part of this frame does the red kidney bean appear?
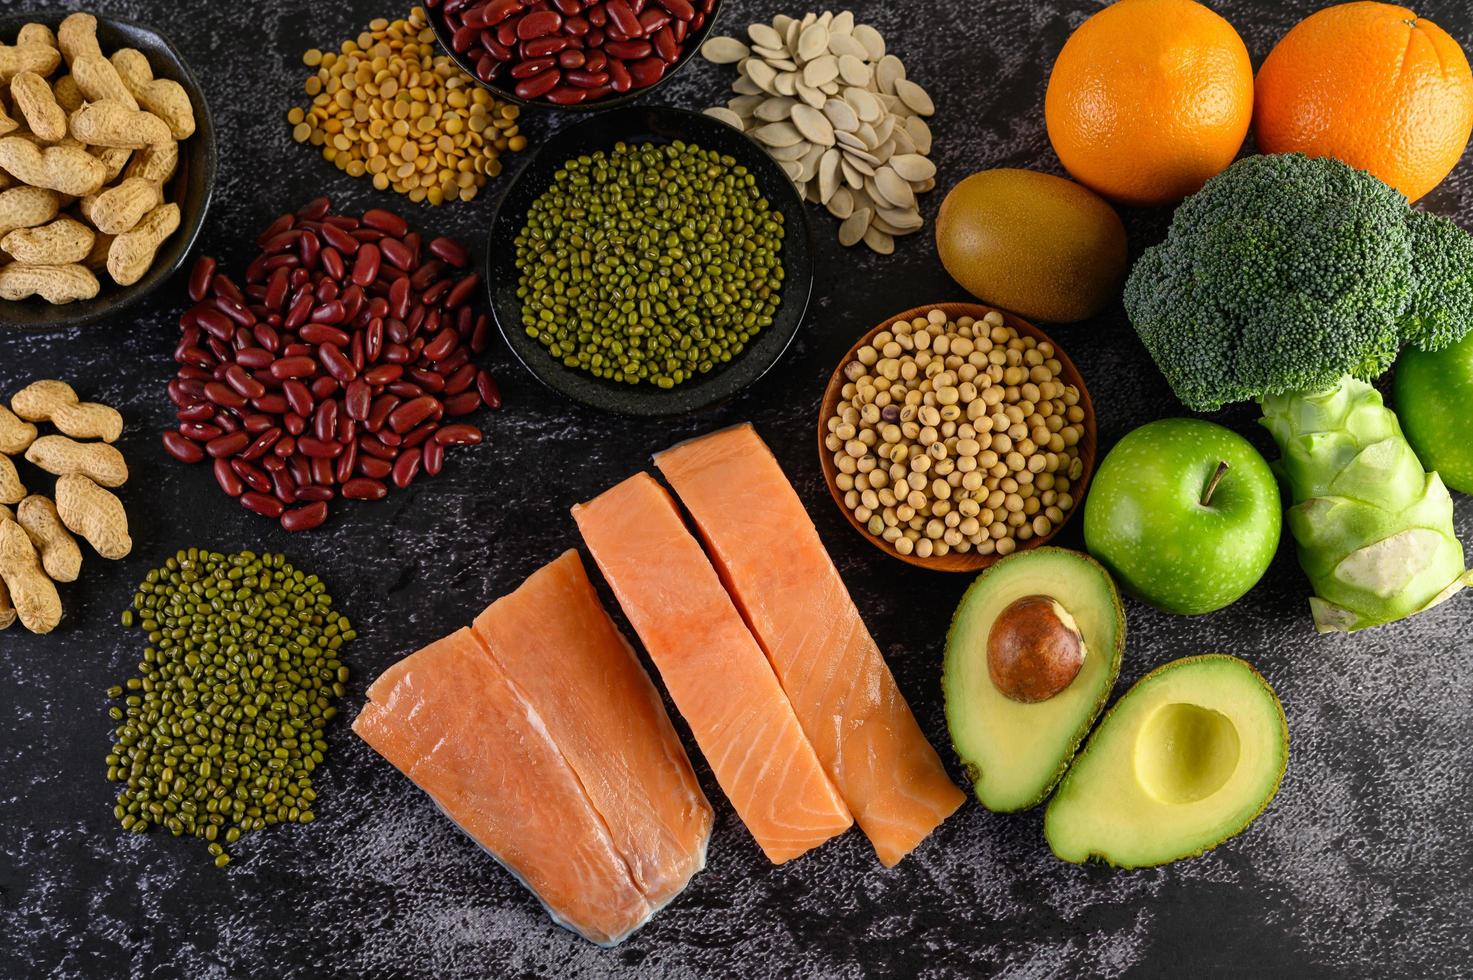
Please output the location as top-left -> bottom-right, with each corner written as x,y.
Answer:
241,491 -> 285,519
514,68 -> 561,99
295,486 -> 334,503
274,435 -> 296,458
387,396 -> 440,434
344,380 -> 372,421
445,273 -> 481,310
287,454 -> 312,488
470,315 -> 491,355
211,457 -> 245,497
313,400 -> 339,443
511,56 -> 558,79
241,412 -> 275,434
284,412 -> 307,437
268,356 -> 315,380
342,477 -> 388,501
163,431 -> 205,463
298,437 -> 343,459
444,390 -> 482,416
241,427 -> 282,461
270,465 -> 298,503
177,402 -> 215,423
363,208 -> 408,237
224,364 -> 266,400
366,394 -> 400,432
392,448 -> 423,489
334,434 -> 359,483
213,412 -> 241,435
252,393 -> 290,415
435,424 -> 484,446
309,456 -> 336,487
188,256 -> 216,302
603,39 -> 650,59
282,379 -> 314,418
443,363 -> 478,395
319,343 -> 357,384
280,501 -> 329,532
319,222 -> 359,256
321,246 -> 346,281
204,382 -> 247,411
381,238 -> 414,272
231,458 -> 273,495
422,437 -> 446,476
206,431 -> 249,458
357,455 -> 392,480
351,243 -> 381,286
477,370 -> 503,409
402,421 -> 438,450
559,48 -> 586,68
299,323 -> 350,347
359,435 -> 398,462
310,376 -> 339,400
627,56 -> 666,86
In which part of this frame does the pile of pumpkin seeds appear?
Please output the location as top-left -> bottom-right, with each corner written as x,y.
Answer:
106,549 -> 354,867
701,11 -> 937,254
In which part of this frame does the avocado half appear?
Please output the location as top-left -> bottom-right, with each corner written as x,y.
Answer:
1044,654 -> 1289,868
943,547 -> 1125,812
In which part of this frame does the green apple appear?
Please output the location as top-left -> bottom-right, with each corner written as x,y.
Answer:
1394,333 -> 1473,495
1084,418 -> 1281,615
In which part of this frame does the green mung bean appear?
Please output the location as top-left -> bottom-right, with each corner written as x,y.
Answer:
105,549 -> 354,867
515,140 -> 786,388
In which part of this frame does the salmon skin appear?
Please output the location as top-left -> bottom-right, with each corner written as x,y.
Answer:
473,550 -> 712,905
354,553 -> 713,947
573,473 -> 853,864
656,424 -> 965,867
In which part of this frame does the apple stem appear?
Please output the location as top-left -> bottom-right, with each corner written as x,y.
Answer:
1201,461 -> 1229,507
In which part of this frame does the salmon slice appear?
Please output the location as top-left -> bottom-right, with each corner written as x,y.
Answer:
573,473 -> 854,864
353,629 -> 653,946
656,424 -> 966,867
471,550 -> 713,906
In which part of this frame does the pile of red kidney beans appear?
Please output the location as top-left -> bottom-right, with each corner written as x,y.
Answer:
429,0 -> 719,105
162,198 -> 500,532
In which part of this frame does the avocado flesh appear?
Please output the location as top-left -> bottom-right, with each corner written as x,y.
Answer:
943,548 -> 1125,812
1044,654 -> 1288,868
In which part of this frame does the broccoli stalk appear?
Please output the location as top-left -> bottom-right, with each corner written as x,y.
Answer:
1262,378 -> 1469,632
1124,154 -> 1473,633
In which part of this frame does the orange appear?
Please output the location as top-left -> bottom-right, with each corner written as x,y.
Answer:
1045,0 -> 1253,207
1254,3 -> 1473,203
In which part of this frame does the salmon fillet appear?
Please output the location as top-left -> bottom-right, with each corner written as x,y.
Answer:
656,424 -> 966,867
352,629 -> 653,946
573,473 -> 854,864
472,550 -> 713,906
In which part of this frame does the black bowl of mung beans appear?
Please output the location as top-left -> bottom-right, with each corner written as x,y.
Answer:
485,105 -> 814,416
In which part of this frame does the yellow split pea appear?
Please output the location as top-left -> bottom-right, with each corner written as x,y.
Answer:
286,6 -> 526,205
826,309 -> 1087,560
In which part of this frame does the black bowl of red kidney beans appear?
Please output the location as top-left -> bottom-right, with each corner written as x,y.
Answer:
425,0 -> 722,108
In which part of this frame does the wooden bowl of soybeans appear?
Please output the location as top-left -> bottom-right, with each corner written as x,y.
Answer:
817,302 -> 1097,574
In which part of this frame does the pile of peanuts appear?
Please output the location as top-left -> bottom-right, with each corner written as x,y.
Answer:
0,13 -> 194,305
0,380 -> 132,634
161,198 -> 500,532
287,8 -> 525,205
826,309 -> 1087,560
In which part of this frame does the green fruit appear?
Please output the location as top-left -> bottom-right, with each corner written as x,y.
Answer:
943,547 -> 1125,812
1395,333 -> 1473,495
1044,654 -> 1288,868
1084,418 -> 1281,615
935,168 -> 1127,323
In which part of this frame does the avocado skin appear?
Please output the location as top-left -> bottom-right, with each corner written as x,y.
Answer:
1044,654 -> 1289,869
942,547 -> 1126,813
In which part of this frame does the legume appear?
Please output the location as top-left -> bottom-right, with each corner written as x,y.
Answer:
107,549 -> 355,866
827,309 -> 1086,560
427,0 -> 718,105
515,139 -> 786,387
289,9 -> 525,205
163,200 -> 499,530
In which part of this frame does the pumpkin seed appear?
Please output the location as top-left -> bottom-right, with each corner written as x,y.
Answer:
823,98 -> 859,132
890,153 -> 936,183
826,185 -> 854,219
791,104 -> 836,146
748,22 -> 784,49
774,72 -> 798,97
839,208 -> 872,247
702,37 -> 751,64
905,116 -> 932,154
754,121 -> 804,148
873,166 -> 916,209
876,55 -> 906,95
829,33 -> 868,59
838,54 -> 871,87
852,23 -> 885,60
830,10 -> 855,35
797,22 -> 829,61
802,55 -> 839,87
862,225 -> 895,254
846,87 -> 882,123
756,96 -> 798,122
895,78 -> 935,116
704,106 -> 747,130
746,60 -> 778,93
818,147 -> 841,203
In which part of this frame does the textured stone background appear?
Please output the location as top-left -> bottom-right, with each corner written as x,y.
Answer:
1,1 -> 1471,978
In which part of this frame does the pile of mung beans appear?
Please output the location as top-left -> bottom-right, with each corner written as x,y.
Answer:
107,550 -> 354,867
826,309 -> 1087,560
515,139 -> 786,387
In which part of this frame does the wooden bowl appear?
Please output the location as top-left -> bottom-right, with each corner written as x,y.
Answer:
817,302 -> 1097,573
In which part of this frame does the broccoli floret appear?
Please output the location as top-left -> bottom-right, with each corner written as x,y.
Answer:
1403,208 -> 1473,353
1123,153 -> 1473,412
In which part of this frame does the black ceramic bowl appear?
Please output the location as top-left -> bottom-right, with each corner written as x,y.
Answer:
486,105 -> 815,416
427,1 -> 724,112
0,13 -> 216,330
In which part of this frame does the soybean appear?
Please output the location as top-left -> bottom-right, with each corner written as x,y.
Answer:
106,549 -> 355,866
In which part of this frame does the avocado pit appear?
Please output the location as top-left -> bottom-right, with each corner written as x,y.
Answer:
987,595 -> 1087,703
